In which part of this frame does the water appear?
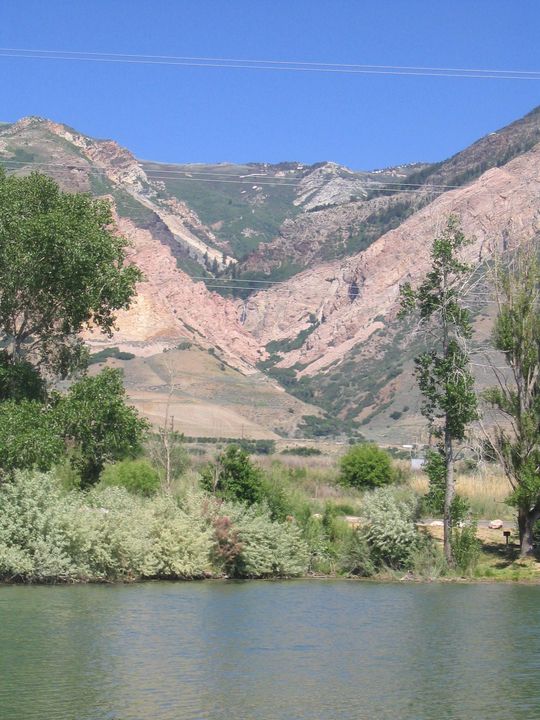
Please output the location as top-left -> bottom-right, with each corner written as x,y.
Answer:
0,580 -> 539,720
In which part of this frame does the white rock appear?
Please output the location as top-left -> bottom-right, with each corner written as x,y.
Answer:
430,520 -> 444,527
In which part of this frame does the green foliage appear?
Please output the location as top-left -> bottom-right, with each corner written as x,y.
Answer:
0,400 -> 64,473
0,472 -> 307,582
339,443 -> 395,489
56,368 -> 148,486
299,413 -> 356,438
361,488 -> 420,569
400,217 -> 477,440
413,340 -> 478,440
0,171 -> 142,378
422,447 -> 446,514
0,351 -> 45,401
99,459 -> 161,497
281,446 -> 322,456
452,522 -> 480,574
237,438 -> 276,455
266,321 -> 319,354
0,471 -> 79,581
88,347 -> 136,365
339,531 -> 376,576
409,536 -> 447,579
399,216 -> 478,563
484,242 -> 540,554
201,445 -> 265,505
223,502 -> 309,578
175,340 -> 192,350
157,165 -> 299,261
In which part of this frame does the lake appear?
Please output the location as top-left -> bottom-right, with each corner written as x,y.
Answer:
1,580 -> 539,719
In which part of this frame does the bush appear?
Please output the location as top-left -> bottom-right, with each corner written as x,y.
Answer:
361,488 -> 419,569
340,531 -> 376,577
56,368 -> 148,486
280,446 -> 322,456
88,347 -> 135,365
0,472 -> 307,582
223,502 -> 309,578
0,351 -> 46,401
238,439 -> 276,455
452,523 -> 480,574
0,400 -> 64,473
201,445 -> 264,505
339,443 -> 395,489
0,471 -> 79,581
99,459 -> 161,497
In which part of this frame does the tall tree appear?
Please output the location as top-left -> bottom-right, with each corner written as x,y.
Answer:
400,216 -> 478,563
0,171 -> 142,380
484,241 -> 540,556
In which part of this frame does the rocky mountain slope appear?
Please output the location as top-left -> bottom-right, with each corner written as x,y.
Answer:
3,106 -> 540,440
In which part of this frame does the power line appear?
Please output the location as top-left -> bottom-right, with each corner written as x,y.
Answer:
0,158 -> 461,191
2,47 -> 540,81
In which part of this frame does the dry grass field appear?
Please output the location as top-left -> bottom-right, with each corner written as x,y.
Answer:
93,346 -> 321,438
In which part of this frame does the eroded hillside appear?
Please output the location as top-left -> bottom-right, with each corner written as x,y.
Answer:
2,107 -> 540,440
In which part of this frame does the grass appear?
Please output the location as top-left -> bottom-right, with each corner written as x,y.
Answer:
408,466 -> 513,519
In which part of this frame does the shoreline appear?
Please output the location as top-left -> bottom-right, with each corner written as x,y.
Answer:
2,569 -> 539,587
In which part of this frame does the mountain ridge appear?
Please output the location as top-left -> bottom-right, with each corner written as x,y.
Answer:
2,106 -> 540,439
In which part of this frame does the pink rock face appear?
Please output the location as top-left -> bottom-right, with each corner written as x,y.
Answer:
6,114 -> 540,401
85,218 -> 263,372
243,143 -> 540,376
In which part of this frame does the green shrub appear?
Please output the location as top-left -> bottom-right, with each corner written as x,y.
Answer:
0,471 -> 79,581
176,340 -> 192,351
339,443 -> 395,489
56,368 -> 148,486
340,531 -> 376,577
409,535 -> 447,579
238,439 -> 276,455
452,522 -> 480,574
99,459 -> 161,496
224,502 -> 309,578
88,347 -> 135,365
0,400 -> 64,473
201,445 -> 264,505
361,488 -> 419,569
280,446 -> 322,456
0,472 -> 307,582
0,351 -> 46,401
142,494 -> 213,579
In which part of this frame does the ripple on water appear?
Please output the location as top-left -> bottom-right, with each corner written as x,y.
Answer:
0,581 -> 539,720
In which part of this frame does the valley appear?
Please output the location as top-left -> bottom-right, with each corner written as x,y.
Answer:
3,106 -> 540,441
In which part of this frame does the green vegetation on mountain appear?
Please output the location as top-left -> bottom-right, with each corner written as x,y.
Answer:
143,161 -> 301,258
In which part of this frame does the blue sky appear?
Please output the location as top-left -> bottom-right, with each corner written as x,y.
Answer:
1,1 -> 540,169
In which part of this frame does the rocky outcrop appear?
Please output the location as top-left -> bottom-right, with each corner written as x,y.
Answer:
87,217 -> 263,371
294,162 -> 368,210
243,141 -> 540,375
240,192 -> 421,273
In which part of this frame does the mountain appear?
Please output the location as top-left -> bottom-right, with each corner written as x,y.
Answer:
2,107 -> 540,440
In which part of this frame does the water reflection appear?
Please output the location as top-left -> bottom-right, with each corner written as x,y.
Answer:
0,581 -> 539,720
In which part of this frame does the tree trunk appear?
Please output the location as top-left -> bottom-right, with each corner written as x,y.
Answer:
443,429 -> 454,565
518,505 -> 539,557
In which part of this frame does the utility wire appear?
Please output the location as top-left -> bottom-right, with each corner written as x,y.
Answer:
0,158 -> 462,191
2,47 -> 540,80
